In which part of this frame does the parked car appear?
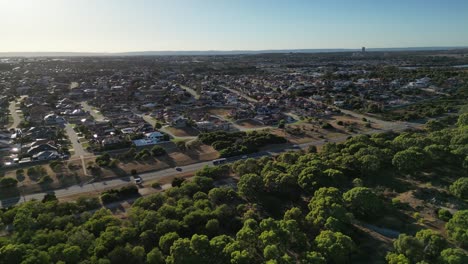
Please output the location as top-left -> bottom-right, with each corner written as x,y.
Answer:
175,167 -> 183,172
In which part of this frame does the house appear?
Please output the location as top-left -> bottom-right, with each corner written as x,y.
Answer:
44,114 -> 66,125
170,116 -> 188,128
101,136 -> 123,147
132,131 -> 166,146
145,131 -> 165,141
27,143 -> 58,156
32,150 -> 60,160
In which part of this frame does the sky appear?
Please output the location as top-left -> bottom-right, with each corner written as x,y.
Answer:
0,0 -> 467,52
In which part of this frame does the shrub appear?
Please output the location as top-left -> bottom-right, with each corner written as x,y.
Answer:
76,197 -> 101,210
42,193 -> 57,202
100,185 -> 139,204
438,209 -> 453,222
321,123 -> 333,129
151,145 -> 166,156
38,175 -> 53,184
172,177 -> 185,187
0,177 -> 18,188
151,182 -> 161,188
96,153 -> 111,167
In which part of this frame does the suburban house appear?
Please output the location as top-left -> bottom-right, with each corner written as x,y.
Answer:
44,114 -> 66,125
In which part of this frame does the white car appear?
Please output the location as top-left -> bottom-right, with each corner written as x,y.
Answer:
134,177 -> 143,184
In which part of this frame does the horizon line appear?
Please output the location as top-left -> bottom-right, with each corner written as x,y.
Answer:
1,46 -> 468,57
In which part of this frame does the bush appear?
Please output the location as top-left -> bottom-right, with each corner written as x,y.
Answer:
0,177 -> 18,188
438,209 -> 453,222
49,160 -> 63,171
151,145 -> 166,156
42,193 -> 57,202
172,177 -> 185,187
38,175 -> 53,184
100,185 -> 139,204
321,123 -> 333,129
308,145 -> 317,153
135,149 -> 151,160
76,197 -> 101,210
96,153 -> 111,167
151,182 -> 161,188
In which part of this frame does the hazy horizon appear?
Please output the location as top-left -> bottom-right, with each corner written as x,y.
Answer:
1,0 -> 468,53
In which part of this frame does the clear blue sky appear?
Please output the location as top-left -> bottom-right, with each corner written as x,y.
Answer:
0,0 -> 467,52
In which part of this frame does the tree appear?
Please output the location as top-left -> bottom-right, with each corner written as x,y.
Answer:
449,177 -> 468,200
263,244 -> 281,260
146,248 -> 165,264
393,234 -> 424,262
159,232 -> 180,254
306,187 -> 348,230
205,219 -> 220,235
307,145 -> 317,153
298,166 -> 328,192
414,229 -> 447,260
439,248 -> 468,264
42,193 -> 58,203
392,148 -> 426,174
172,177 -> 185,187
151,145 -> 166,156
314,230 -> 356,263
0,177 -> 18,188
343,187 -> 384,220
446,210 -> 468,246
0,244 -> 28,263
62,246 -> 81,264
456,113 -> 468,127
385,253 -> 410,264
238,173 -> 263,200
358,154 -> 381,176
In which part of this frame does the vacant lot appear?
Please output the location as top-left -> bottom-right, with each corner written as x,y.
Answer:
165,126 -> 200,137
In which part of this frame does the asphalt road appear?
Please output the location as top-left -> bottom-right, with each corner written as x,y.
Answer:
0,118 -> 421,208
8,100 -> 21,130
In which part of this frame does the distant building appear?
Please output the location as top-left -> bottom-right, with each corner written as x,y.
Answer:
362,47 -> 366,53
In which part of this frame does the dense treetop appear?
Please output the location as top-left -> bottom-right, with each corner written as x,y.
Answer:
0,114 -> 467,263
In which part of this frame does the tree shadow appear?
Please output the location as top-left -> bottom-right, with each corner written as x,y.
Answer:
0,187 -> 22,208
109,166 -> 129,177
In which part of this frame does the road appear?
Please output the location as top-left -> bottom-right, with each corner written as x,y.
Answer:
81,101 -> 105,121
8,100 -> 22,130
64,123 -> 90,176
0,116 -> 422,208
219,85 -> 258,103
179,84 -> 200,99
